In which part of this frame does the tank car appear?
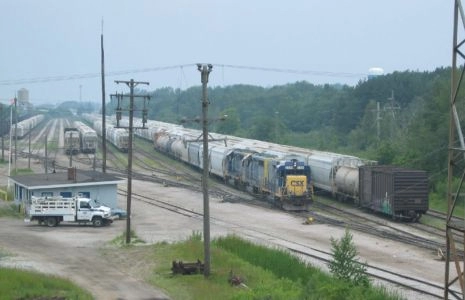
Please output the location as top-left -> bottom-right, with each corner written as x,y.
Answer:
74,121 -> 97,153
64,128 -> 80,155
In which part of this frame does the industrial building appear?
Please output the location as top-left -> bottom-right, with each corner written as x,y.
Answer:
10,168 -> 124,209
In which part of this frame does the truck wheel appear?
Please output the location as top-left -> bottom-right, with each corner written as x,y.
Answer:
46,217 -> 58,227
93,217 -> 103,227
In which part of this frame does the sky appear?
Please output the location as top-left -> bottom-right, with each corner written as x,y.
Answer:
0,1 -> 455,105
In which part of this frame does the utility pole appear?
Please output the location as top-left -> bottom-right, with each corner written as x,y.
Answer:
44,135 -> 48,174
0,106 -> 4,161
101,31 -> 107,173
69,132 -> 73,167
113,79 -> 150,245
445,1 -> 465,298
14,97 -> 17,173
376,102 -> 381,141
198,63 -> 213,277
28,124 -> 31,169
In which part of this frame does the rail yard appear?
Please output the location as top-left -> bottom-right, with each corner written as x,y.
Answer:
0,115 -> 459,299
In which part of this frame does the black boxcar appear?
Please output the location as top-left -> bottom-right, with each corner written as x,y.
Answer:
359,165 -> 429,221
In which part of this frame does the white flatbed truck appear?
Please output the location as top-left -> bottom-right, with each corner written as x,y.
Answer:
25,196 -> 114,227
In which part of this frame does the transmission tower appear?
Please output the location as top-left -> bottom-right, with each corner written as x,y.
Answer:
445,1 -> 465,299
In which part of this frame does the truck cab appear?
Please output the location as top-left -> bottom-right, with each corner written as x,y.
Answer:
25,196 -> 114,227
75,198 -> 113,225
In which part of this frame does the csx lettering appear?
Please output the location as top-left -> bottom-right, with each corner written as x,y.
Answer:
291,181 -> 304,186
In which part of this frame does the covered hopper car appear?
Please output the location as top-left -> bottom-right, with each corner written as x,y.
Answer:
74,121 -> 97,153
10,114 -> 44,139
64,128 -> 80,155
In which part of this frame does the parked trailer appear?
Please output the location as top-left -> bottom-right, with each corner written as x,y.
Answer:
24,196 -> 113,227
358,165 -> 429,221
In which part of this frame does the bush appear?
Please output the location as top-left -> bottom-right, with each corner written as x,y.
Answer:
328,228 -> 370,287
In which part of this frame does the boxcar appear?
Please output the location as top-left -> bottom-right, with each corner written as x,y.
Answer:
358,165 -> 429,221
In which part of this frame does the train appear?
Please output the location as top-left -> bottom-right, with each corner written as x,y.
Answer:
64,128 -> 80,155
81,114 -> 429,220
9,114 -> 44,139
73,121 -> 98,153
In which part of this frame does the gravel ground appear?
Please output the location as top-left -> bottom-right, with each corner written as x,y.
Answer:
0,150 -> 454,300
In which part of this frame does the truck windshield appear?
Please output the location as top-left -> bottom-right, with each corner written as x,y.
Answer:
88,199 -> 98,208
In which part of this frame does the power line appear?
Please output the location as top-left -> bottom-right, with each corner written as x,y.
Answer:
0,63 -> 367,86
217,64 -> 367,78
0,64 -> 196,85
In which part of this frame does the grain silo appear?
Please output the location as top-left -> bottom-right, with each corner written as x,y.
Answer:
17,88 -> 29,103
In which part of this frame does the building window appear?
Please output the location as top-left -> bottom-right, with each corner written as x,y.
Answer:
78,192 -> 90,198
60,192 -> 72,198
41,192 -> 53,197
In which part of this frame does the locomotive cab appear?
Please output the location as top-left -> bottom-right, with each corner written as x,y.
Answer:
276,159 -> 313,210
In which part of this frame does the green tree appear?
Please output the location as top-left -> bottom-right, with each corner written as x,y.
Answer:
328,228 -> 370,287
214,107 -> 240,134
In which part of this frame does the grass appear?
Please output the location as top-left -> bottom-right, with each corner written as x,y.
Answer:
137,233 -> 405,300
47,140 -> 59,152
0,267 -> 93,300
0,226 -> 406,299
0,202 -> 20,218
110,230 -> 146,246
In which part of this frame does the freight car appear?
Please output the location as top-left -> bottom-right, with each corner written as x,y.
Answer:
10,114 -> 44,139
92,120 -> 129,152
358,165 -> 428,221
73,121 -> 97,153
64,128 -> 80,155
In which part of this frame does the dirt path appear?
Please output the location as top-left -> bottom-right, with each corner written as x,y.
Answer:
0,215 -> 169,300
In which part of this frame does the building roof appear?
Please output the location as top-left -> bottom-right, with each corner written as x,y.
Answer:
10,169 -> 124,190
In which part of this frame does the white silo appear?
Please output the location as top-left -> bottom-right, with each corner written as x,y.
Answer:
17,88 -> 29,103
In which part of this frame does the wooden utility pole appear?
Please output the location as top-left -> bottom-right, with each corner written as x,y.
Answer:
198,63 -> 213,277
101,31 -> 107,173
28,124 -> 31,169
113,79 -> 150,244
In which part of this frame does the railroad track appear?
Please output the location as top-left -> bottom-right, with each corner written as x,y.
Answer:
307,201 -> 458,258
85,137 -> 461,260
120,189 -> 454,299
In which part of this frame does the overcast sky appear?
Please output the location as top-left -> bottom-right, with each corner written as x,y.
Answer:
0,1 -> 455,105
